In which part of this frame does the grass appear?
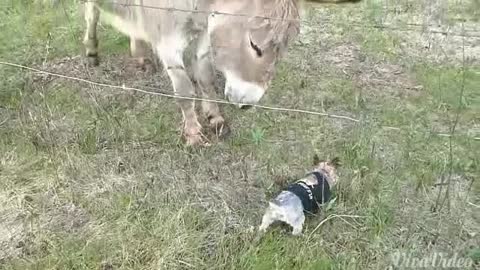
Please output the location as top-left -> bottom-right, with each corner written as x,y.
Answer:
1,0 -> 479,269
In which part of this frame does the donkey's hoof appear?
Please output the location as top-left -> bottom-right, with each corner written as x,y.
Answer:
185,133 -> 209,147
125,57 -> 153,74
291,229 -> 303,236
87,55 -> 99,66
209,116 -> 231,139
131,57 -> 156,73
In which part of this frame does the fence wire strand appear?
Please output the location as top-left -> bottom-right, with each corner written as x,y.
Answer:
0,61 -> 359,123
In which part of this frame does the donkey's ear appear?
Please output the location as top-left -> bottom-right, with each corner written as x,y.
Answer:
313,154 -> 320,165
330,157 -> 341,167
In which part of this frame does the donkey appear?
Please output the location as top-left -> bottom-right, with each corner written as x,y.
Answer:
82,0 -> 361,146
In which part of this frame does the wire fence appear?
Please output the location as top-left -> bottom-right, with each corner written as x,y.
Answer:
10,1 -> 480,37
76,0 -> 480,37
1,61 -> 478,142
0,0 -> 478,213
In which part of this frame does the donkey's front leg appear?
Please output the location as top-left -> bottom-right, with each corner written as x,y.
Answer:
156,39 -> 205,146
129,38 -> 155,72
192,34 -> 229,138
83,0 -> 100,66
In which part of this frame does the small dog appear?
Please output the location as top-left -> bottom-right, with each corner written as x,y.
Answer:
259,155 -> 340,235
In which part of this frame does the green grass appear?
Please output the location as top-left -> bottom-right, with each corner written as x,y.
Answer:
1,1 -> 479,270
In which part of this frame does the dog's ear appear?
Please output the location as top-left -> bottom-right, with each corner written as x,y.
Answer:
330,157 -> 341,167
313,153 -> 320,165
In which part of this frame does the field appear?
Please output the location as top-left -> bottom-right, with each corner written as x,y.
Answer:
0,0 -> 479,269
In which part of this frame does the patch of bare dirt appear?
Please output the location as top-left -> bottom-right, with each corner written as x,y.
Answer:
392,23 -> 480,66
324,43 -> 423,99
290,12 -> 424,107
36,54 -> 168,91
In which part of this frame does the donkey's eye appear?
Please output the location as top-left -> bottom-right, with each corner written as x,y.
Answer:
249,39 -> 263,57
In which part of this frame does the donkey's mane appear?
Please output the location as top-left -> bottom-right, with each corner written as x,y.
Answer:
265,0 -> 301,47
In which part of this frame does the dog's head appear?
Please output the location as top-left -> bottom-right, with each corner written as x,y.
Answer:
312,154 -> 341,186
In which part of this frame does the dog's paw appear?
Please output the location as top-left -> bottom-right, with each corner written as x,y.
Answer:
291,228 -> 304,236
